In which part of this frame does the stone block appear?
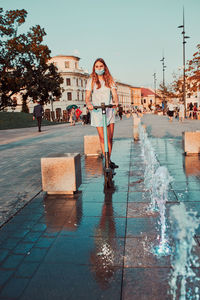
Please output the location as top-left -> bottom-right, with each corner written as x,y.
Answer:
183,131 -> 200,156
41,153 -> 81,194
84,135 -> 102,156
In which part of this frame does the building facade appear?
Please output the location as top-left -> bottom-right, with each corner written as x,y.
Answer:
117,82 -> 141,112
141,87 -> 163,110
6,55 -> 143,117
29,55 -> 90,114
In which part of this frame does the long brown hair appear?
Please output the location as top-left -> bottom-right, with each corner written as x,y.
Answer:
91,58 -> 114,90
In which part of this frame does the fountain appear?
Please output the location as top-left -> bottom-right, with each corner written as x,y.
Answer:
139,124 -> 160,210
138,121 -> 200,297
152,166 -> 173,256
139,123 -> 173,255
169,203 -> 200,300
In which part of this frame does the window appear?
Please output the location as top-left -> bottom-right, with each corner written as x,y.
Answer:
82,92 -> 84,101
66,78 -> 71,86
81,79 -> 83,87
67,92 -> 72,101
77,92 -> 79,100
76,78 -> 78,86
65,61 -> 69,68
144,99 -> 146,103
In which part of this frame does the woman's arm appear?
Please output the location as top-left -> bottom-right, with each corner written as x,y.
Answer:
85,90 -> 93,110
111,88 -> 119,107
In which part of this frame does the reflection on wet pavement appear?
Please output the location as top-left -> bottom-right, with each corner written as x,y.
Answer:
43,193 -> 82,232
0,137 -> 200,299
183,155 -> 200,176
84,156 -> 104,178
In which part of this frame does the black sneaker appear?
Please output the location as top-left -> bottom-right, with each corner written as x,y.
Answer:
109,161 -> 119,169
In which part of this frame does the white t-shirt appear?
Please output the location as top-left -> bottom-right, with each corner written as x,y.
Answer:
179,103 -> 185,113
168,103 -> 174,111
82,106 -> 87,115
86,78 -> 117,127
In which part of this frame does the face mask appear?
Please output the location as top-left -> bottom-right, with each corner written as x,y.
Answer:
95,69 -> 105,76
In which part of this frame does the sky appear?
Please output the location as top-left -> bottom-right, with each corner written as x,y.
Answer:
1,0 -> 200,89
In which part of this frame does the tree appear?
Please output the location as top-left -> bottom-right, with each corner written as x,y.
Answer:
187,44 -> 200,93
0,8 -> 63,111
157,83 -> 176,108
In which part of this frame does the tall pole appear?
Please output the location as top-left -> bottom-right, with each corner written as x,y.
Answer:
178,7 -> 190,116
153,73 -> 157,106
160,56 -> 166,112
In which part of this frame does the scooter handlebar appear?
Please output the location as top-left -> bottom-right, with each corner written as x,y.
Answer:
93,103 -> 120,110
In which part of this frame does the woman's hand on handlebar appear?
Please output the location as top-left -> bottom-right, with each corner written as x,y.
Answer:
87,104 -> 94,110
112,102 -> 119,108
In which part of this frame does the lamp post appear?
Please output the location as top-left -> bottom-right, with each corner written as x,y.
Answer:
160,56 -> 167,113
49,92 -> 54,121
153,72 -> 157,106
178,7 -> 190,116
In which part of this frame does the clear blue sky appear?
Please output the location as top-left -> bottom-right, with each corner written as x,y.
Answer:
1,0 -> 200,88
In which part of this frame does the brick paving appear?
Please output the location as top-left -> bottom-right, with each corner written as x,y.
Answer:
0,115 -> 199,299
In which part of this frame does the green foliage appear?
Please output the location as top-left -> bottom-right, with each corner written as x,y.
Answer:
0,8 -> 63,111
187,44 -> 200,92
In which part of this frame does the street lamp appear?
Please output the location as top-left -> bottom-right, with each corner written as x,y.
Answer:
160,56 -> 167,112
153,72 -> 157,106
49,92 -> 54,112
49,92 -> 54,121
178,7 -> 190,116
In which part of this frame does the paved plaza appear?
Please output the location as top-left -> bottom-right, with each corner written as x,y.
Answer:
0,114 -> 199,299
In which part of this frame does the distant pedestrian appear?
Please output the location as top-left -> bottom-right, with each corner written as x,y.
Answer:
33,100 -> 44,132
193,104 -> 198,119
118,106 -> 123,120
86,109 -> 90,124
82,104 -> 87,125
75,107 -> 82,122
70,107 -> 76,126
189,102 -> 194,119
178,102 -> 185,122
167,101 -> 174,122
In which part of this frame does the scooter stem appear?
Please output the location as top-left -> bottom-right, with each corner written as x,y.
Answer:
102,103 -> 109,168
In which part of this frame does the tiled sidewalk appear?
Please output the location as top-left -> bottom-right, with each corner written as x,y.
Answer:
0,136 -> 199,299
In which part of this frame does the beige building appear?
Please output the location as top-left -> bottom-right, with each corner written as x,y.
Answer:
117,82 -> 141,112
141,87 -> 162,110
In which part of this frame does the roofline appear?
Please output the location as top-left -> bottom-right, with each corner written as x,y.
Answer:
116,81 -> 141,89
50,55 -> 80,61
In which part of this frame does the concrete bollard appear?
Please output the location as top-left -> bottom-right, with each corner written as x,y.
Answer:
183,131 -> 200,156
133,115 -> 141,141
84,135 -> 102,156
41,153 -> 82,194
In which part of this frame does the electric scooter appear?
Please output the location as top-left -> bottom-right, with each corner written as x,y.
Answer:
93,103 -> 116,189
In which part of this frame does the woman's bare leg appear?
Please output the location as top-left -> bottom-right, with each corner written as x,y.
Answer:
96,127 -> 105,156
97,124 -> 114,158
107,124 -> 114,156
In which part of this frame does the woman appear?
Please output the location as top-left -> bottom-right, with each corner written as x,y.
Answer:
85,58 -> 119,169
167,101 -> 174,122
70,107 -> 76,126
178,101 -> 185,122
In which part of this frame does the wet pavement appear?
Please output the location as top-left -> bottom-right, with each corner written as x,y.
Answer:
0,115 -> 199,299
